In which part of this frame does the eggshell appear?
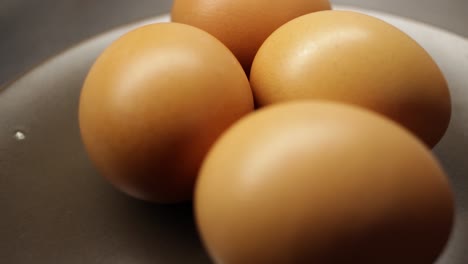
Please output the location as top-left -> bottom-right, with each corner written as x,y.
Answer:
171,0 -> 331,73
250,10 -> 451,147
196,101 -> 454,264
79,23 -> 254,203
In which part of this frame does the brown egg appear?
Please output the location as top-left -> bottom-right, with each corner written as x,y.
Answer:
79,23 -> 254,203
196,101 -> 454,264
250,10 -> 451,147
171,0 -> 331,73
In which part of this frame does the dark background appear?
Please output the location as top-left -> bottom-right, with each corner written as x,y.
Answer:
1,0 -> 467,87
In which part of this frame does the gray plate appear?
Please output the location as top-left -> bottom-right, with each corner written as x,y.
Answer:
1,7 -> 467,264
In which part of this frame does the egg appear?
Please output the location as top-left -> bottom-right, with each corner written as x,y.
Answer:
79,23 -> 254,203
196,101 -> 454,264
250,10 -> 451,147
171,0 -> 331,73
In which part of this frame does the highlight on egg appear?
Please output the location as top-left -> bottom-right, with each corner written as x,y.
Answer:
196,101 -> 454,264
79,22 -> 254,203
250,10 -> 451,147
171,0 -> 331,73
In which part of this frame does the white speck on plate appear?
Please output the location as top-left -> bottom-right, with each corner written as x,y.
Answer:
14,131 -> 26,141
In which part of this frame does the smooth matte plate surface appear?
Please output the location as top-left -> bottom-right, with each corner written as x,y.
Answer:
1,6 -> 467,264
